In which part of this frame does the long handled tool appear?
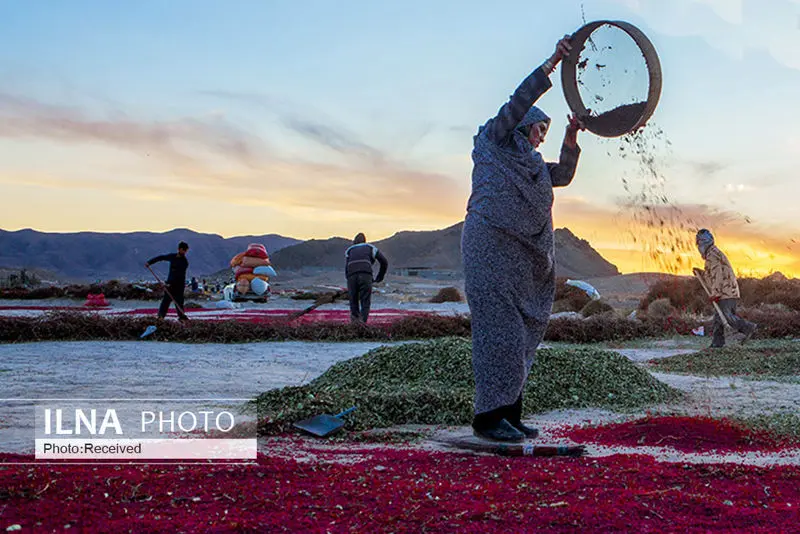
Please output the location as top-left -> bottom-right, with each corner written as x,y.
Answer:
288,289 -> 348,320
692,268 -> 730,329
146,264 -> 189,320
435,437 -> 585,458
692,268 -> 723,411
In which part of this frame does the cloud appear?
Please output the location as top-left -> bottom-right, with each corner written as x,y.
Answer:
610,0 -> 800,70
724,183 -> 755,193
683,159 -> 727,177
281,115 -> 385,163
199,89 -> 469,157
168,156 -> 467,221
0,93 -> 265,168
194,90 -> 298,111
0,93 -> 467,223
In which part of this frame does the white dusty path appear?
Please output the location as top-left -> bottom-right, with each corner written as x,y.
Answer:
653,372 -> 800,416
0,340 -> 405,454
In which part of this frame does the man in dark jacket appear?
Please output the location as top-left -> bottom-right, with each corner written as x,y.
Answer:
345,233 -> 388,323
146,241 -> 190,321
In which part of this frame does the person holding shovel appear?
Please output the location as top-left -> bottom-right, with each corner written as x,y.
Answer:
146,241 -> 190,321
462,36 -> 586,442
693,229 -> 757,348
345,232 -> 389,324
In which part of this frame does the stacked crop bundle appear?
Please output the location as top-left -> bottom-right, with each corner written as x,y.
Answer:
229,243 -> 277,296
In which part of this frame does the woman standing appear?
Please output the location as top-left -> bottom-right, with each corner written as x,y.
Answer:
463,36 -> 586,442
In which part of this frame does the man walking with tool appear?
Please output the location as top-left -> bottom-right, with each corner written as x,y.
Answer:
146,241 -> 190,322
693,229 -> 757,348
345,232 -> 389,324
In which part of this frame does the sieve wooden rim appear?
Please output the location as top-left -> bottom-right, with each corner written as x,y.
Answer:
561,20 -> 662,138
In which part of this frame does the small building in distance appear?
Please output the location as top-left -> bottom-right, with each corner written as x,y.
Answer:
393,266 -> 461,280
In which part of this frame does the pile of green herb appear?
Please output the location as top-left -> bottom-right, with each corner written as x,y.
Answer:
253,337 -> 680,433
650,341 -> 800,379
737,412 -> 800,444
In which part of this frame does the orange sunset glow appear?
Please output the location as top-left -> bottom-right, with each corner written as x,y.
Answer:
1,1 -> 798,281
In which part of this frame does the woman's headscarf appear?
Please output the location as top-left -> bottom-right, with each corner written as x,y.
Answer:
517,106 -> 551,137
696,229 -> 714,257
474,106 -> 551,180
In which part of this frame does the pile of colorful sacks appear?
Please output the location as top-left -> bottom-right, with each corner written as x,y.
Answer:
229,243 -> 277,296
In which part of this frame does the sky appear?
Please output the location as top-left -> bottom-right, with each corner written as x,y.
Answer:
1,0 -> 799,276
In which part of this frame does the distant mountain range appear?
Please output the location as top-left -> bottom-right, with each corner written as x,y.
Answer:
0,228 -> 300,281
0,223 -> 620,282
271,222 -> 619,279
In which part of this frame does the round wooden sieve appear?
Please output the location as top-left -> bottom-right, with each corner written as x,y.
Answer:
561,20 -> 662,138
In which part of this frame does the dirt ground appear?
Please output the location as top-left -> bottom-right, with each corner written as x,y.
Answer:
2,337 -> 798,468
2,273 -> 797,473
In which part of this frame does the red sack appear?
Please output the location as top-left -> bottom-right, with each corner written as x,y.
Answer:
244,247 -> 268,259
235,266 -> 254,278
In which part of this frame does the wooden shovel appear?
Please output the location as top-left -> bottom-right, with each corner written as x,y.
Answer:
692,268 -> 730,329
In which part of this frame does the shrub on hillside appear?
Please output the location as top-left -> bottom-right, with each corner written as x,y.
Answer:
430,287 -> 463,303
738,308 -> 800,339
60,282 -> 163,300
543,314 -> 695,343
0,286 -> 65,299
551,299 -> 577,313
647,298 -> 676,319
580,299 -> 614,317
739,277 -> 800,311
639,277 -> 708,313
640,274 -> 800,314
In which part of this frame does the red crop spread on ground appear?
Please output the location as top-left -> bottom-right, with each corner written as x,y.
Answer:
1,448 -> 799,532
558,416 -> 795,453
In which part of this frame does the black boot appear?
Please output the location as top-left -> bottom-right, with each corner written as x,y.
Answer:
740,322 -> 757,344
472,408 -> 524,443
505,395 -> 539,439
